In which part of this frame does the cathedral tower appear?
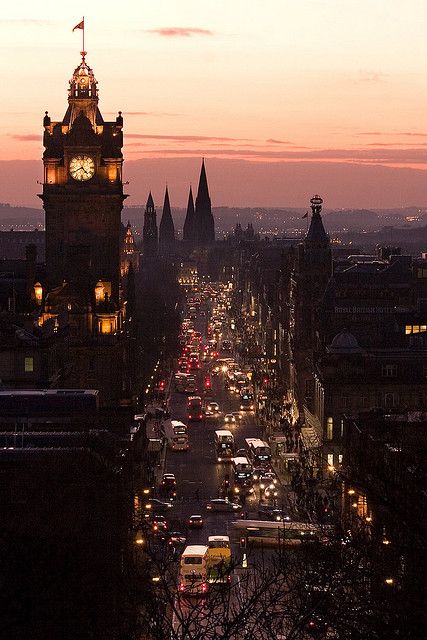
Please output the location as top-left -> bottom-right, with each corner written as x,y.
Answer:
159,186 -> 175,257
143,192 -> 158,258
194,160 -> 215,245
40,53 -> 126,303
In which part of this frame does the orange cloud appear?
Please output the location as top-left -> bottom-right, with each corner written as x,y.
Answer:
147,27 -> 214,37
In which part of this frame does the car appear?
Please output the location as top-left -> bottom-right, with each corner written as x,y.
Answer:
252,467 -> 265,482
264,486 -> 279,499
161,473 -> 177,486
206,498 -> 241,512
205,401 -> 220,417
152,515 -> 168,533
167,531 -> 187,547
257,505 -> 290,521
224,413 -> 236,424
259,472 -> 278,490
235,448 -> 247,457
188,514 -> 204,528
144,498 -> 173,517
232,411 -> 243,421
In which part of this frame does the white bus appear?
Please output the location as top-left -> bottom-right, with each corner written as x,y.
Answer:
179,545 -> 209,595
163,420 -> 189,451
245,438 -> 271,467
230,520 -> 332,546
214,429 -> 235,462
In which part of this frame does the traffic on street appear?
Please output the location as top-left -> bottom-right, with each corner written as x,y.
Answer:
135,281 -> 336,639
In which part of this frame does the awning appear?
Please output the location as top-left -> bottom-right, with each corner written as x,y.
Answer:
301,426 -> 321,450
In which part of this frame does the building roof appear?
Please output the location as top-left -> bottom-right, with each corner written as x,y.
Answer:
328,330 -> 362,353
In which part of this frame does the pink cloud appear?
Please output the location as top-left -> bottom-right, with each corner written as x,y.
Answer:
266,138 -> 293,145
123,144 -> 427,166
126,133 -> 249,142
9,134 -> 40,142
104,111 -> 181,117
147,27 -> 214,37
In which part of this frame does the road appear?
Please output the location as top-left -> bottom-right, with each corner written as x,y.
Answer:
163,366 -> 262,543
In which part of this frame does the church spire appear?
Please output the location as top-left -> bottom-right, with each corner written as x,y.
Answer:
143,192 -> 158,258
183,185 -> 196,244
159,186 -> 175,257
194,159 -> 215,244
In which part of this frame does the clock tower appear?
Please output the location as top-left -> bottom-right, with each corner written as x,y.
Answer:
40,52 -> 126,302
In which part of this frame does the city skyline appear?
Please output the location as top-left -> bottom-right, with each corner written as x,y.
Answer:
2,1 -> 427,208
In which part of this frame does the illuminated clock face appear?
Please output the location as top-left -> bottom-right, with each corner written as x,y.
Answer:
69,155 -> 95,181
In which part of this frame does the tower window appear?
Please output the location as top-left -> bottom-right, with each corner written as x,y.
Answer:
24,357 -> 34,373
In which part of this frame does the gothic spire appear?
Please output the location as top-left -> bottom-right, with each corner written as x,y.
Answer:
194,159 -> 215,244
159,186 -> 175,256
183,185 -> 196,244
143,192 -> 158,258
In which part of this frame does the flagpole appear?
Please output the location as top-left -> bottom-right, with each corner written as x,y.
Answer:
82,17 -> 85,55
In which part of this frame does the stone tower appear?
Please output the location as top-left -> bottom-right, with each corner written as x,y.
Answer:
289,195 -> 332,413
143,192 -> 158,258
183,185 -> 195,245
194,159 -> 215,245
159,186 -> 175,257
40,52 -> 126,303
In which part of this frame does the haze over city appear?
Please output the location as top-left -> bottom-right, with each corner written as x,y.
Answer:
2,0 -> 427,208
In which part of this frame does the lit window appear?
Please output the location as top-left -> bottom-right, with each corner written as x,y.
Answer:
338,454 -> 343,464
326,417 -> 333,440
413,326 -> 420,334
327,454 -> 334,467
24,357 -> 34,373
405,325 -> 412,335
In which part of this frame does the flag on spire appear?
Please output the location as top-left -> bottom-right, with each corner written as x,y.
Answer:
73,19 -> 84,31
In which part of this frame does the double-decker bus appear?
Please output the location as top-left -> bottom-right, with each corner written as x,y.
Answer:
214,429 -> 235,462
163,420 -> 189,451
187,396 -> 203,421
230,520 -> 332,547
245,438 -> 271,467
232,456 -> 253,495
206,536 -> 232,584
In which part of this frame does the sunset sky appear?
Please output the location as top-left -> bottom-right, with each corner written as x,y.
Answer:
2,0 -> 427,208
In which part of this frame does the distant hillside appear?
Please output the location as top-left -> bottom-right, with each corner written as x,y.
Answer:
0,203 -> 43,228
